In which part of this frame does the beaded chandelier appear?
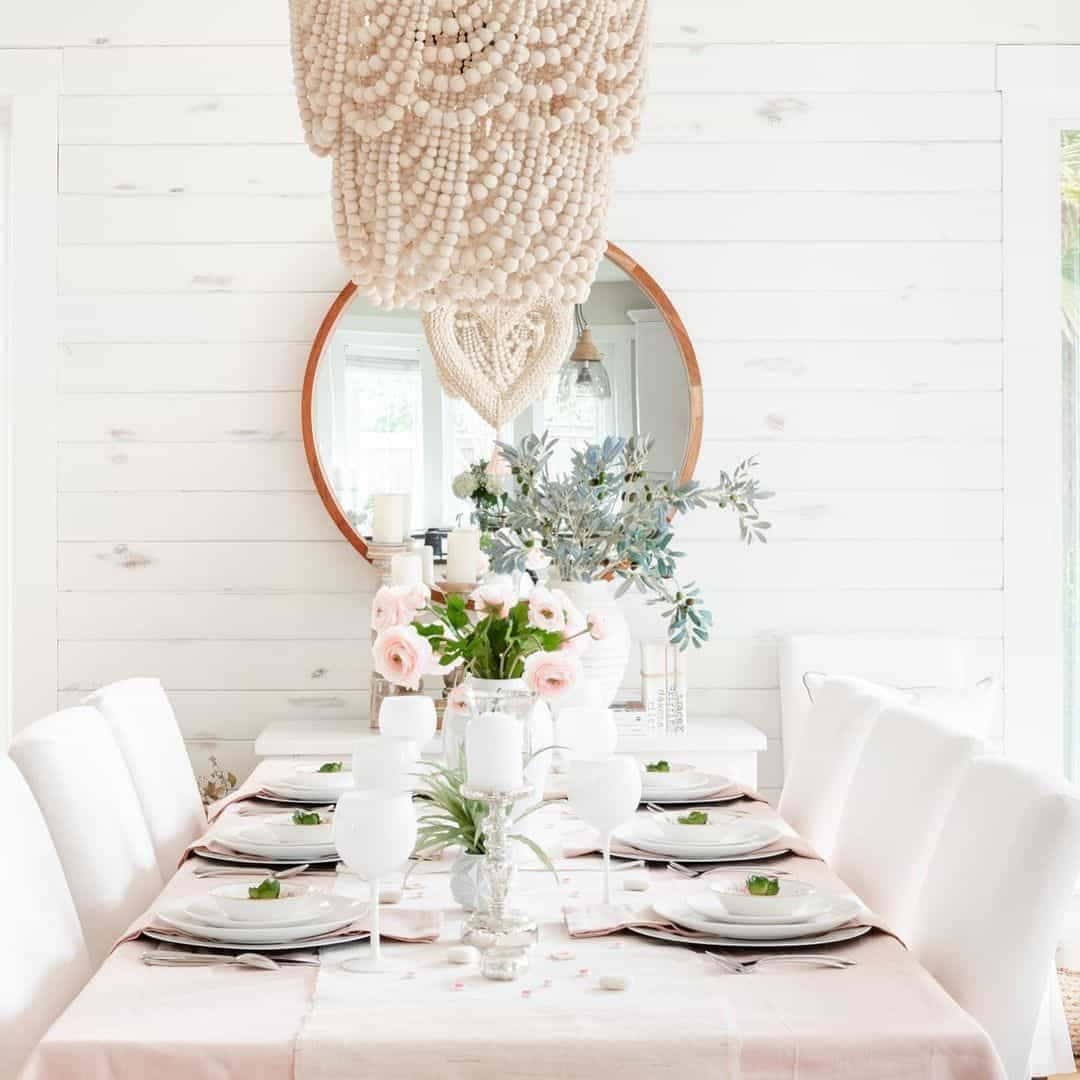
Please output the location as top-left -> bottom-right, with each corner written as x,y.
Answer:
289,0 -> 648,422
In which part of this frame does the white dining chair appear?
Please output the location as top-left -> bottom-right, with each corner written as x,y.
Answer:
9,706 -> 165,965
0,755 -> 92,1079
776,675 -> 890,859
909,757 -> 1080,1080
829,704 -> 981,939
778,634 -> 983,769
83,677 -> 206,876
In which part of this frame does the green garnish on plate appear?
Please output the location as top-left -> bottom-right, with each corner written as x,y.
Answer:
317,761 -> 343,773
292,810 -> 322,825
746,874 -> 780,896
645,760 -> 671,773
247,877 -> 282,900
676,810 -> 709,826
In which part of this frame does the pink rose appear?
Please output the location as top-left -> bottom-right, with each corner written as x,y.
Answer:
469,583 -> 514,619
373,625 -> 435,691
527,587 -> 566,632
523,651 -> 582,700
370,584 -> 428,632
446,684 -> 470,717
586,611 -> 607,641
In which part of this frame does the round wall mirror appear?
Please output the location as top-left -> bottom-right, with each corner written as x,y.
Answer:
301,242 -> 703,566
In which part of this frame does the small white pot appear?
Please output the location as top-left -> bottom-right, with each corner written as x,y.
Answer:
450,851 -> 491,913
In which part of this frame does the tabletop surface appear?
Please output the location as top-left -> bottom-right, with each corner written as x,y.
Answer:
23,759 -> 1004,1080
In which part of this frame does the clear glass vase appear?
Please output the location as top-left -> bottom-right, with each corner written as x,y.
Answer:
462,677 -> 553,796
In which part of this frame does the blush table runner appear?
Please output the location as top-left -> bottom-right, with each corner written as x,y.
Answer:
23,801 -> 1006,1080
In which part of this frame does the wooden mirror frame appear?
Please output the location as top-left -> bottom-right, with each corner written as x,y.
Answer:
301,240 -> 704,565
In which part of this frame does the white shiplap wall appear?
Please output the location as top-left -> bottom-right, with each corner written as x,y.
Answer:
1,2 -> 1037,800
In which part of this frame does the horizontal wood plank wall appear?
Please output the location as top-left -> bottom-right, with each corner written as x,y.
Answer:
10,3 -> 1010,801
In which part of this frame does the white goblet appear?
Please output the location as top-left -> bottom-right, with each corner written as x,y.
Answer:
352,736 -> 417,793
333,789 -> 417,972
379,695 -> 437,749
567,755 -> 643,904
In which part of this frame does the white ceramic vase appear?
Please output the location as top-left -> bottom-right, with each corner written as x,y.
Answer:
449,851 -> 489,912
554,578 -> 632,708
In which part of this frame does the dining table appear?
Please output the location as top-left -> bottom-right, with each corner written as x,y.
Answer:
21,758 -> 1006,1080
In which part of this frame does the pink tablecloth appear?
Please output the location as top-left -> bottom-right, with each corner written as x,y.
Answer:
22,799 -> 1007,1080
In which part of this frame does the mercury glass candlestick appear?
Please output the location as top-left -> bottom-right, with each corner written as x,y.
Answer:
460,782 -> 538,981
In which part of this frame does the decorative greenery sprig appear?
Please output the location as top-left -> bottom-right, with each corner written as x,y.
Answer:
488,433 -> 772,648
414,755 -> 554,875
414,592 -> 578,681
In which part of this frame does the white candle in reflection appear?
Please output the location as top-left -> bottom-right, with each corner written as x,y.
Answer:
419,545 -> 435,587
390,553 -> 423,588
446,527 -> 481,584
372,494 -> 406,544
466,711 -> 523,792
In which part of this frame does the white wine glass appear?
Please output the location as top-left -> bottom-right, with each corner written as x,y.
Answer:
566,755 -> 642,904
351,736 -> 418,792
378,695 -> 437,750
333,789 -> 417,972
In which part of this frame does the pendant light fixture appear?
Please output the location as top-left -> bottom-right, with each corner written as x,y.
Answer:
288,0 -> 649,427
557,303 -> 612,403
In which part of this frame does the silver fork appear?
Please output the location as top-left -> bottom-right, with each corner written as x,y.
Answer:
140,951 -> 320,970
666,861 -> 791,879
706,952 -> 855,973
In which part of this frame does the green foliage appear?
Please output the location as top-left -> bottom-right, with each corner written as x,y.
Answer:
317,761 -> 343,773
676,810 -> 709,825
745,874 -> 780,897
247,877 -> 282,900
291,810 -> 322,825
488,433 -> 772,648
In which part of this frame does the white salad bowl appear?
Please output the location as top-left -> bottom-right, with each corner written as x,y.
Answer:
709,877 -> 817,919
652,808 -> 740,844
211,881 -> 322,924
262,814 -> 334,846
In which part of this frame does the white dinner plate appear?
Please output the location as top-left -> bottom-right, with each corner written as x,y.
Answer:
626,923 -> 872,950
214,822 -> 337,861
156,895 -> 363,945
653,897 -> 863,941
611,843 -> 791,865
687,890 -> 839,926
142,926 -> 368,953
191,844 -> 340,867
643,787 -> 747,806
613,820 -> 782,859
262,781 -> 347,802
183,895 -> 338,931
641,773 -> 731,799
253,792 -> 338,807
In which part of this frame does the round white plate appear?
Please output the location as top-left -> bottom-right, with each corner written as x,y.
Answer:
641,773 -> 731,798
253,792 -> 338,807
156,895 -> 363,945
262,782 -> 346,802
142,926 -> 367,953
193,846 -> 340,867
686,890 -> 844,926
183,895 -> 338,931
215,822 -> 336,861
627,923 -> 872,950
611,844 -> 791,865
614,820 -> 782,859
653,897 -> 862,941
642,788 -> 746,807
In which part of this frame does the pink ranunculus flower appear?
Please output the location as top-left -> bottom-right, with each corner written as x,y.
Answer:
372,625 -> 435,691
523,650 -> 582,700
527,586 -> 566,632
371,586 -> 408,632
469,583 -> 514,619
586,611 -> 608,641
445,684 -> 470,717
524,546 -> 552,573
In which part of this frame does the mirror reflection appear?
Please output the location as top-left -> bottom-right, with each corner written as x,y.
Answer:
310,252 -> 694,547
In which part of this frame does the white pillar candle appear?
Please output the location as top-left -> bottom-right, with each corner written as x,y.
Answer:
419,545 -> 435,587
466,710 -> 523,792
390,553 -> 423,588
446,527 -> 481,584
372,493 -> 407,544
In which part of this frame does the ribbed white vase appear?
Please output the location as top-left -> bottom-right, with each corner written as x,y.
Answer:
554,578 -> 631,708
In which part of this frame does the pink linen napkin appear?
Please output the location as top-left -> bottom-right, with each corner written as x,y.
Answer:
115,902 -> 443,953
563,903 -> 898,944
